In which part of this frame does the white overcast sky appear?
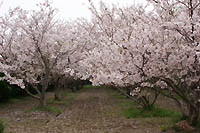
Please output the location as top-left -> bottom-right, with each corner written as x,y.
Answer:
0,0 -> 147,20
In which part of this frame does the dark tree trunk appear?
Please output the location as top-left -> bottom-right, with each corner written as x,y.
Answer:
55,87 -> 62,101
39,89 -> 47,107
54,77 -> 62,101
189,105 -> 199,126
39,68 -> 50,107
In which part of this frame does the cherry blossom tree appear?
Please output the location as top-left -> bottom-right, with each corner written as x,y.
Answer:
1,0 -> 200,126
80,1 -> 160,110
50,19 -> 94,100
145,0 -> 200,125
0,1 -> 58,107
0,0 -> 80,107
0,0 -> 94,106
83,0 -> 200,125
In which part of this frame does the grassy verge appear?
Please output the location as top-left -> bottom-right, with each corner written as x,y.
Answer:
47,89 -> 80,105
25,105 -> 63,114
25,89 -> 81,115
122,106 -> 181,119
106,87 -> 187,131
106,86 -> 137,107
107,87 -> 181,118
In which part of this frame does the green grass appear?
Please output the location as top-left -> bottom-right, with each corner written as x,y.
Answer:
160,124 -> 174,132
83,84 -> 94,89
106,86 -> 138,108
120,100 -> 137,107
0,97 -> 30,110
62,91 -> 76,98
106,88 -> 127,99
160,115 -> 200,132
83,84 -> 113,89
25,106 -> 63,114
27,91 -> 80,114
83,84 -> 102,89
122,106 -> 181,119
47,90 -> 78,105
0,118 -> 4,133
7,97 -> 28,103
113,94 -> 127,99
47,99 -> 68,105
0,97 -> 29,106
170,115 -> 200,130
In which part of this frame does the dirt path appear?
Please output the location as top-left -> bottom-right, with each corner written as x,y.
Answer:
0,88 -> 164,133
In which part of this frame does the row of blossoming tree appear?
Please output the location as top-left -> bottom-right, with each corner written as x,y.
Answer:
77,0 -> 200,126
0,0 -> 200,126
0,1 -> 94,107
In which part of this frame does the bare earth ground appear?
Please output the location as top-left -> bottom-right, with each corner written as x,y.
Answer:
0,87 -> 179,133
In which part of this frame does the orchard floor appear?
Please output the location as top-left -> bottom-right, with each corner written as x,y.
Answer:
0,87 -> 184,133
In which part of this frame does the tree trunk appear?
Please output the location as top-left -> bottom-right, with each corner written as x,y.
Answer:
39,68 -> 50,107
54,77 -> 63,101
55,87 -> 62,101
189,106 -> 199,126
39,88 -> 47,107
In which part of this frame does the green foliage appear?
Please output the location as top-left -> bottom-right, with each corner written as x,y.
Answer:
10,85 -> 27,97
0,80 -> 12,102
0,119 -> 4,133
46,83 -> 56,92
0,80 -> 28,102
26,106 -> 63,114
67,80 -> 90,92
122,106 -> 181,119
